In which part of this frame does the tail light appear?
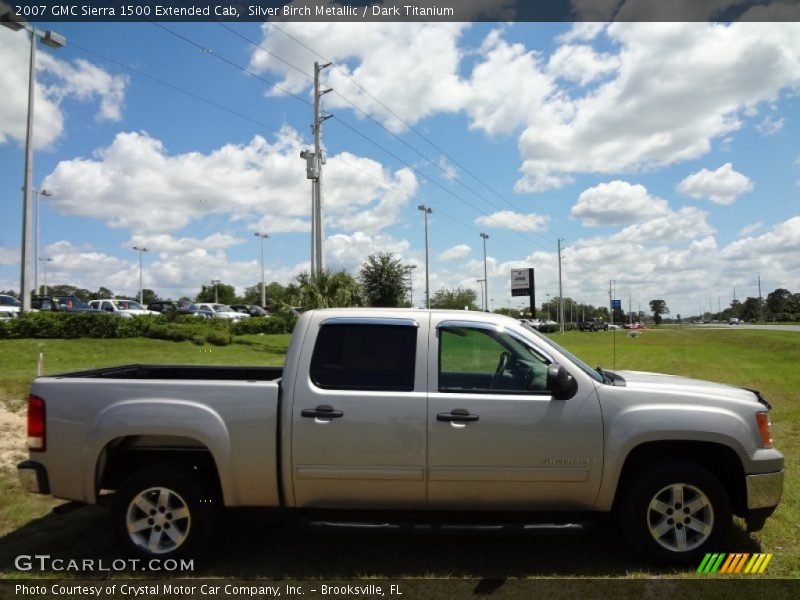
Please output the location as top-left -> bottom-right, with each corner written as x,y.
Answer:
27,395 -> 46,451
755,411 -> 772,449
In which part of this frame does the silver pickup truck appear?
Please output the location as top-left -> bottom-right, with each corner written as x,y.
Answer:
18,309 -> 783,563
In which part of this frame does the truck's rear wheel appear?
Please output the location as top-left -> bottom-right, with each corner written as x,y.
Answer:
114,465 -> 217,559
619,461 -> 732,563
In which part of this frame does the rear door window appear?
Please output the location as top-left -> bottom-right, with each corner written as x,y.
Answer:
310,324 -> 417,391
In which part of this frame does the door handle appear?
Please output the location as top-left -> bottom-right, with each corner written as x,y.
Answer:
437,409 -> 479,423
301,405 -> 344,419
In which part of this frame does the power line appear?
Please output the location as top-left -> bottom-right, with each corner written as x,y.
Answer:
155,15 -> 555,251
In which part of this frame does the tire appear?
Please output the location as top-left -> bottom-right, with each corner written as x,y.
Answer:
618,461 -> 732,564
114,465 -> 218,559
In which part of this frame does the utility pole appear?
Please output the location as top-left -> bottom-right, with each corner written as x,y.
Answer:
758,273 -> 763,322
404,264 -> 417,307
629,293 -> 632,325
212,279 -> 220,304
557,238 -> 565,333
300,61 -> 332,277
608,279 -> 615,326
480,233 -> 489,311
132,246 -> 148,305
254,232 -> 269,308
418,205 -> 433,308
476,278 -> 485,312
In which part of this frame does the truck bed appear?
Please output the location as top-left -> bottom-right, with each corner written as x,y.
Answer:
54,364 -> 283,381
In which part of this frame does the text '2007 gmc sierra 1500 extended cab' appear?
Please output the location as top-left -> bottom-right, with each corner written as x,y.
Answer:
18,309 -> 783,563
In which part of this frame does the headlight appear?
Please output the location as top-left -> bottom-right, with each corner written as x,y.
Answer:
755,411 -> 773,448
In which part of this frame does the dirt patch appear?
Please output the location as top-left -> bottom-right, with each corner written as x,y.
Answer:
0,402 -> 25,472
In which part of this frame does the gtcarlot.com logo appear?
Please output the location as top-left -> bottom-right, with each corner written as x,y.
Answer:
697,553 -> 773,574
14,554 -> 194,572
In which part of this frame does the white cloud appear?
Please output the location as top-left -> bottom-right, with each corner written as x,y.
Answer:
475,210 -> 550,232
0,29 -> 127,148
249,22 -> 470,133
547,44 -> 619,86
607,206 -> 715,245
738,221 -> 763,237
42,130 -> 417,236
129,233 -> 244,256
756,115 -> 784,136
0,246 -> 20,266
570,181 -> 670,227
438,244 -> 471,262
677,163 -> 754,205
516,22 -> 800,191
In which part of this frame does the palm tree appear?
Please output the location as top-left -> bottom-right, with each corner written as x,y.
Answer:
295,270 -> 362,309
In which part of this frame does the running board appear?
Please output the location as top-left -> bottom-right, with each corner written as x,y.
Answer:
302,520 -> 585,534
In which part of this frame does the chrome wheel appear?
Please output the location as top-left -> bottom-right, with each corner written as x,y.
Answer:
126,487 -> 191,555
647,483 -> 714,552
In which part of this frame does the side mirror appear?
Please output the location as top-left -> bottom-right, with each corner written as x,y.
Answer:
547,364 -> 576,400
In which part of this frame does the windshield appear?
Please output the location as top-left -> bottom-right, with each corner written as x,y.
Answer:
519,323 -> 604,384
213,304 -> 233,312
113,300 -> 143,310
57,296 -> 90,309
0,296 -> 20,307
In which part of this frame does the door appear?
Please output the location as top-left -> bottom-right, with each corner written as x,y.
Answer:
290,316 -> 428,509
427,319 -> 603,510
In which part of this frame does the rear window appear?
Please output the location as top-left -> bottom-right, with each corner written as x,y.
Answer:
310,324 -> 417,391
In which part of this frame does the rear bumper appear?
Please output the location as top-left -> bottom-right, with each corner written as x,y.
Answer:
17,460 -> 50,495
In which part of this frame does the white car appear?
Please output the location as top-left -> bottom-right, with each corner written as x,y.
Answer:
194,303 -> 249,321
88,299 -> 159,318
0,294 -> 21,318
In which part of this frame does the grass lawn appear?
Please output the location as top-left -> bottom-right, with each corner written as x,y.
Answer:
0,328 -> 797,580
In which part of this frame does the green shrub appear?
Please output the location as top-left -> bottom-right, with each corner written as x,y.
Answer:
231,314 -> 297,335
205,331 -> 232,346
0,312 -> 168,339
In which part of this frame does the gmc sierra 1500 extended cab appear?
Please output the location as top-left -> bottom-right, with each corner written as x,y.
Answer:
18,309 -> 783,563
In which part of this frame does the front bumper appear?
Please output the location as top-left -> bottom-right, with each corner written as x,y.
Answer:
744,470 -> 783,532
746,470 -> 784,510
17,460 -> 50,494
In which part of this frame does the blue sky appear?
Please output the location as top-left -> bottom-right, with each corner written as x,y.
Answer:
1,20 -> 799,317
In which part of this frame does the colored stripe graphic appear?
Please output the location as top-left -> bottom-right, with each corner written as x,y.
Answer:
699,553 -> 773,574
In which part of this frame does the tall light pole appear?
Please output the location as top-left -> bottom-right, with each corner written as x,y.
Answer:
418,205 -> 433,309
132,246 -> 149,305
254,232 -> 269,308
404,264 -> 417,307
39,257 -> 53,295
1,11 -> 66,311
480,233 -> 489,311
32,187 -> 53,294
211,279 -> 221,304
557,238 -> 565,334
476,278 -> 485,312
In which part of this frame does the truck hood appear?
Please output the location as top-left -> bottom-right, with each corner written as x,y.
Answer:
612,370 -> 760,405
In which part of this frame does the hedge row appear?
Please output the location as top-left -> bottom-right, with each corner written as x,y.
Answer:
0,311 -> 297,343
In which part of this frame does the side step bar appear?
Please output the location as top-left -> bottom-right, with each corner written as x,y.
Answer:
302,520 -> 586,534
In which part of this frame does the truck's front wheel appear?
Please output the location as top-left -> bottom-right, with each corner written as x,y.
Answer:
619,461 -> 732,563
114,465 -> 217,559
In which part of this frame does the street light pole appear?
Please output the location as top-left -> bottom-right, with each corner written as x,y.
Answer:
39,256 -> 53,295
417,205 -> 433,309
254,232 -> 269,308
480,233 -> 489,311
132,246 -> 149,305
33,187 -> 52,294
211,280 -> 221,304
476,278 -> 485,312
1,12 -> 65,312
404,264 -> 417,306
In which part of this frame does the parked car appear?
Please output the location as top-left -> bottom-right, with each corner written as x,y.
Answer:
623,322 -> 645,330
31,295 -> 102,313
88,299 -> 159,318
0,294 -> 21,318
579,319 -> 608,332
230,304 -> 271,317
730,318 -> 740,325
193,302 -> 249,321
185,303 -> 216,318
18,309 -> 783,564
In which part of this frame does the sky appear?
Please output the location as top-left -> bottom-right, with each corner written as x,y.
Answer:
1,19 -> 799,318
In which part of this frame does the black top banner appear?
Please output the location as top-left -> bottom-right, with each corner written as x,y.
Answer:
2,0 -> 799,23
